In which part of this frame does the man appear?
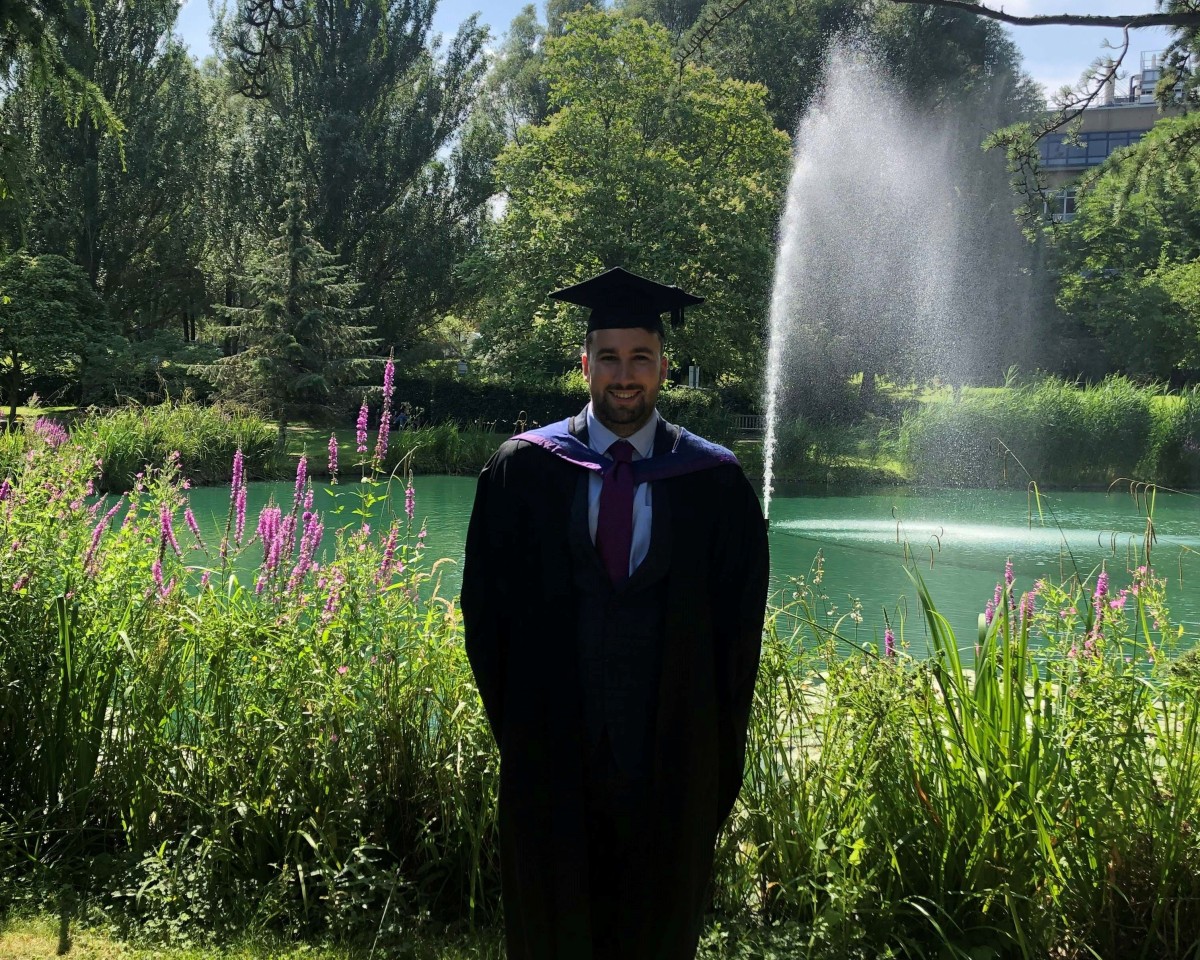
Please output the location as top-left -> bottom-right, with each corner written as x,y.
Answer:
461,266 -> 769,960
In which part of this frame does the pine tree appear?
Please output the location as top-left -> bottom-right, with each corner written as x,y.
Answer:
208,181 -> 376,441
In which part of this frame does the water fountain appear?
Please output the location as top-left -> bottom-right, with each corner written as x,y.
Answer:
762,47 -> 1039,516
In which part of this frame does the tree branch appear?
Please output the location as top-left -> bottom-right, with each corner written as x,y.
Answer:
676,0 -> 754,72
885,0 -> 1200,29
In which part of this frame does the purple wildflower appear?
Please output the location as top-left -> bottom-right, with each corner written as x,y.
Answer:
288,517 -> 323,592
12,573 -> 29,592
337,665 -> 349,676
293,455 -> 308,511
984,599 -> 996,626
378,523 -> 399,583
322,568 -> 345,622
201,570 -> 211,588
160,505 -> 182,557
185,507 -> 203,543
232,448 -> 244,493
152,557 -> 164,591
83,498 -> 125,573
1004,558 -> 1014,587
33,418 -> 68,448
405,483 -> 415,521
1020,591 -> 1035,622
0,479 -> 11,502
328,434 -> 339,483
258,506 -> 283,572
235,485 -> 247,545
356,403 -> 369,454
375,355 -> 395,462
279,514 -> 297,564
1090,568 -> 1110,642
383,353 -> 395,403
884,627 -> 896,659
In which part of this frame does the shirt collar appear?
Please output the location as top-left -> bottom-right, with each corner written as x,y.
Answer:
585,403 -> 658,460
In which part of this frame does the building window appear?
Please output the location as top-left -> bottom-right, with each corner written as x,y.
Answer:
1037,130 -> 1147,169
1044,188 -> 1077,223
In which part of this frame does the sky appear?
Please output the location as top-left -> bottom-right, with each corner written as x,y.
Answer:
177,0 -> 1175,107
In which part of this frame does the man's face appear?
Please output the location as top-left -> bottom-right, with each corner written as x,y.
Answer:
581,327 -> 668,438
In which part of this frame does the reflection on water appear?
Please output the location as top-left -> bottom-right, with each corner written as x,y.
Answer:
186,479 -> 1200,657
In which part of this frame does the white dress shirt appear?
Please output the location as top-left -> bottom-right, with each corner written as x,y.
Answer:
586,404 -> 657,577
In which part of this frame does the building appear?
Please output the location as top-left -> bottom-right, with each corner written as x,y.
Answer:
1040,52 -> 1187,221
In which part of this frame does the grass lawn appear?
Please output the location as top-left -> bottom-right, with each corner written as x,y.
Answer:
283,422 -> 357,464
0,916 -> 504,960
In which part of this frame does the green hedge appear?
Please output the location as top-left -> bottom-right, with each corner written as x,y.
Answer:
385,376 -> 744,446
900,377 -> 1200,488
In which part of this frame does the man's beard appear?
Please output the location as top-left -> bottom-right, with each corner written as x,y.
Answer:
593,390 -> 652,433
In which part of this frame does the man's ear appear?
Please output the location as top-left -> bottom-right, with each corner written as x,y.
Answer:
659,354 -> 668,383
581,350 -> 590,378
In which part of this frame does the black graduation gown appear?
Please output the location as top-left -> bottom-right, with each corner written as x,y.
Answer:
461,411 -> 769,960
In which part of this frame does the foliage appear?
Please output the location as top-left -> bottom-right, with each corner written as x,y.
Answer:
219,0 -> 491,354
471,9 -> 790,385
0,416 -> 497,939
0,404 -> 278,492
1,0 -> 212,351
898,375 -> 1200,488
206,183 -> 376,440
1056,112 -> 1200,381
0,251 -> 116,425
3,421 -> 1200,955
0,0 -> 122,207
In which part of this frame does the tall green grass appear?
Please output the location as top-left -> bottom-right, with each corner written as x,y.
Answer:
0,404 -> 279,493
901,376 -> 1200,488
2,425 -> 1200,956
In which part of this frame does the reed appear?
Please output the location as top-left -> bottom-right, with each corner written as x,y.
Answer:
900,375 -> 1200,489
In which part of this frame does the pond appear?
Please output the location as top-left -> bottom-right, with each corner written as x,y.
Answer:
185,477 -> 1200,657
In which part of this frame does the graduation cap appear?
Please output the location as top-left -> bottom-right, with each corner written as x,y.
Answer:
549,266 -> 704,335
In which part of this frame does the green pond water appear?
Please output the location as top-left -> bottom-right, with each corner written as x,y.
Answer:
185,477 -> 1200,657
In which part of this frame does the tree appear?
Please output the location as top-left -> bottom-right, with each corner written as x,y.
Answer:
207,183 -> 376,440
224,0 -> 491,354
479,4 -> 552,142
0,0 -> 121,204
472,9 -> 790,384
1056,112 -> 1200,380
0,252 -> 115,427
2,0 -> 215,355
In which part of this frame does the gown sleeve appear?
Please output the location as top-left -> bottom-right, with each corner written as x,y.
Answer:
713,467 -> 770,824
461,448 -> 512,743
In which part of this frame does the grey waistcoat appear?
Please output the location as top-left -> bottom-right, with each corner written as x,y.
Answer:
569,473 -> 672,778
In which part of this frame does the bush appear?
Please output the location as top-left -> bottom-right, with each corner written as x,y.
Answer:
373,374 -> 750,444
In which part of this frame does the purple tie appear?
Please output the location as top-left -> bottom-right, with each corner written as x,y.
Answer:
596,440 -> 635,585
